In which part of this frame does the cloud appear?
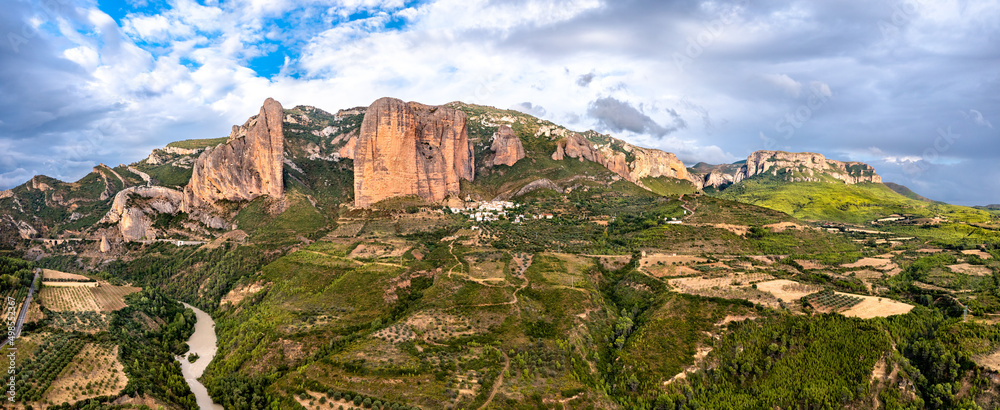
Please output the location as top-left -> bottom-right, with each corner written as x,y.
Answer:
510,102 -> 547,118
963,109 -> 993,129
587,97 -> 685,138
762,74 -> 802,97
0,0 -> 998,206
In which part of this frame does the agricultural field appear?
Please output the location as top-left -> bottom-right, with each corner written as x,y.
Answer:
40,283 -> 140,312
41,269 -> 91,281
13,334 -> 86,405
41,286 -> 100,311
669,273 -> 780,307
46,344 -> 128,405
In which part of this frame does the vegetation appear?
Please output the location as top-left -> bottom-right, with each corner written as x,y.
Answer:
166,137 -> 228,149
717,177 -> 992,224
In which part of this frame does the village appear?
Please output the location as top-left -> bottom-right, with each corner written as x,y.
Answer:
448,200 -> 552,225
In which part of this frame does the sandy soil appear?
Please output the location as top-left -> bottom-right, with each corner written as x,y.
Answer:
794,260 -> 827,270
220,281 -> 268,306
349,241 -> 410,259
41,269 -> 90,281
716,315 -> 759,326
764,222 -> 810,232
663,346 -> 714,386
948,263 -> 993,276
975,351 -> 1000,372
201,229 -> 248,250
962,250 -> 993,259
916,248 -> 945,253
842,258 -> 896,270
647,265 -> 701,278
747,255 -> 784,265
708,224 -> 749,236
669,274 -> 779,307
755,280 -> 822,303
640,253 -> 708,276
45,344 -> 127,405
851,269 -> 884,279
840,293 -> 913,319
43,281 -> 98,287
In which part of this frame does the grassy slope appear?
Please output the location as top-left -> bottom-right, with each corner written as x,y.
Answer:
166,137 -> 228,149
641,176 -> 698,197
716,177 -> 992,224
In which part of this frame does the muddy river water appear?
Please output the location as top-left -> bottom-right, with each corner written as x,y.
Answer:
176,302 -> 224,410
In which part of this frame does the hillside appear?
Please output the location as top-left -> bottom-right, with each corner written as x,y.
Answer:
1,97 -> 1000,409
884,182 -> 934,202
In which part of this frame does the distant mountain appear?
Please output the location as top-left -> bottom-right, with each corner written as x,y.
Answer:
689,150 -> 881,191
883,182 -> 934,202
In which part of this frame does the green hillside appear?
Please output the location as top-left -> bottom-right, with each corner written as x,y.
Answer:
716,176 -> 992,225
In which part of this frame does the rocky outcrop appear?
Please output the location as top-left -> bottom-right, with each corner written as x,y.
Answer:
183,98 -> 285,209
489,126 -> 525,167
551,133 -> 688,184
734,151 -> 882,184
625,148 -> 689,182
699,171 -> 736,189
99,235 -> 111,253
338,134 -> 357,159
552,133 -> 600,162
101,186 -> 185,241
353,97 -> 475,208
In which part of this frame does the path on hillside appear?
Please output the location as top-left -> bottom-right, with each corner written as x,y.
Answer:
446,254 -> 533,311
678,194 -> 697,220
303,250 -> 405,268
478,352 -> 510,410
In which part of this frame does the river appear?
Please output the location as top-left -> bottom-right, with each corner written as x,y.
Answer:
176,302 -> 224,410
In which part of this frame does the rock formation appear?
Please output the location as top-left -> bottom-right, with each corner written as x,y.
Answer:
489,126 -> 525,167
99,235 -> 111,253
699,171 -> 736,189
184,98 -> 285,209
734,151 -> 881,185
338,133 -> 357,159
551,133 -> 688,184
101,186 -> 185,241
353,97 -> 475,208
99,99 -> 286,241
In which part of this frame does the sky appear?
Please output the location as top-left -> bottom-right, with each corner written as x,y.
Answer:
0,0 -> 997,205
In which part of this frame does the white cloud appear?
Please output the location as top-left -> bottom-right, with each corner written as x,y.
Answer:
964,109 -> 993,129
762,74 -> 802,97
63,46 -> 100,70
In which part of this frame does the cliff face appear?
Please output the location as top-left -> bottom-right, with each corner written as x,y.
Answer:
551,133 -> 688,184
101,186 -> 185,241
489,125 -> 525,166
735,150 -> 882,184
99,99 -> 286,241
184,98 -> 285,209
354,97 -> 474,208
